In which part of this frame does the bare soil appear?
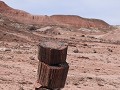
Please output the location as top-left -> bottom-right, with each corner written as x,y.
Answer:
0,25 -> 120,90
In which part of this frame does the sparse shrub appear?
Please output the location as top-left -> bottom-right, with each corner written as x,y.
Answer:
28,25 -> 37,31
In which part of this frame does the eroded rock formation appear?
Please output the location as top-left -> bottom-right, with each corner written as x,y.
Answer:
0,1 -> 111,29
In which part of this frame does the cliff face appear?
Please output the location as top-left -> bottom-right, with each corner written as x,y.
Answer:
0,1 -> 11,10
0,1 -> 56,25
50,15 -> 110,29
0,1 -> 111,29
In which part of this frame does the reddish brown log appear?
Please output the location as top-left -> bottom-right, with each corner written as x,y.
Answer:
35,87 -> 52,90
37,62 -> 69,89
38,41 -> 68,65
35,86 -> 60,90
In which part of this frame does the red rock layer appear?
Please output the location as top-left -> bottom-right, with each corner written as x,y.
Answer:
0,1 -> 110,29
50,15 -> 110,29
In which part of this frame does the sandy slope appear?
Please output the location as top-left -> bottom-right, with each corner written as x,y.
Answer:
0,25 -> 120,90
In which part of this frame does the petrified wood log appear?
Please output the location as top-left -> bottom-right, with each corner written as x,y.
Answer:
37,62 -> 69,89
38,41 -> 68,65
35,86 -> 60,90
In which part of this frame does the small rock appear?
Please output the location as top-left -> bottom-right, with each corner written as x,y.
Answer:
70,37 -> 75,39
95,68 -> 100,70
78,56 -> 89,59
19,86 -> 24,90
29,56 -> 35,60
93,50 -> 97,53
81,35 -> 85,37
83,43 -> 88,46
0,56 -> 3,60
107,48 -> 113,52
87,77 -> 93,79
98,83 -> 104,86
6,55 -> 14,59
16,51 -> 22,54
73,49 -> 79,53
0,48 -> 11,52
74,83 -> 79,86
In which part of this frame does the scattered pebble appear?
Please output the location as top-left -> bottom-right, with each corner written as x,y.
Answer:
73,49 -> 79,53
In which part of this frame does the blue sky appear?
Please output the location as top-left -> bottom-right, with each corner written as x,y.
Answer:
2,0 -> 120,25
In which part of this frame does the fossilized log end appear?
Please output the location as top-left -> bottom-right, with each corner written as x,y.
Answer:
38,41 -> 68,65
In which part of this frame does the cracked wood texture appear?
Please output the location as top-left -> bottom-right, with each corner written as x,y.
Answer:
37,62 -> 69,89
38,41 -> 68,65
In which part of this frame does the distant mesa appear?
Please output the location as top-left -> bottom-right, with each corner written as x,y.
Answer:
50,15 -> 110,29
0,1 -> 10,9
0,1 -> 111,29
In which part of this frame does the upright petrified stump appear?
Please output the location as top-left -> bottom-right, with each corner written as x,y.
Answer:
38,41 -> 68,65
36,41 -> 69,90
37,62 -> 69,89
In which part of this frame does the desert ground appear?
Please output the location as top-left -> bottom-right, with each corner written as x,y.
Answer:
0,1 -> 120,90
0,25 -> 120,90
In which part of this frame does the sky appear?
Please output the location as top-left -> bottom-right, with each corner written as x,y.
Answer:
1,0 -> 120,25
